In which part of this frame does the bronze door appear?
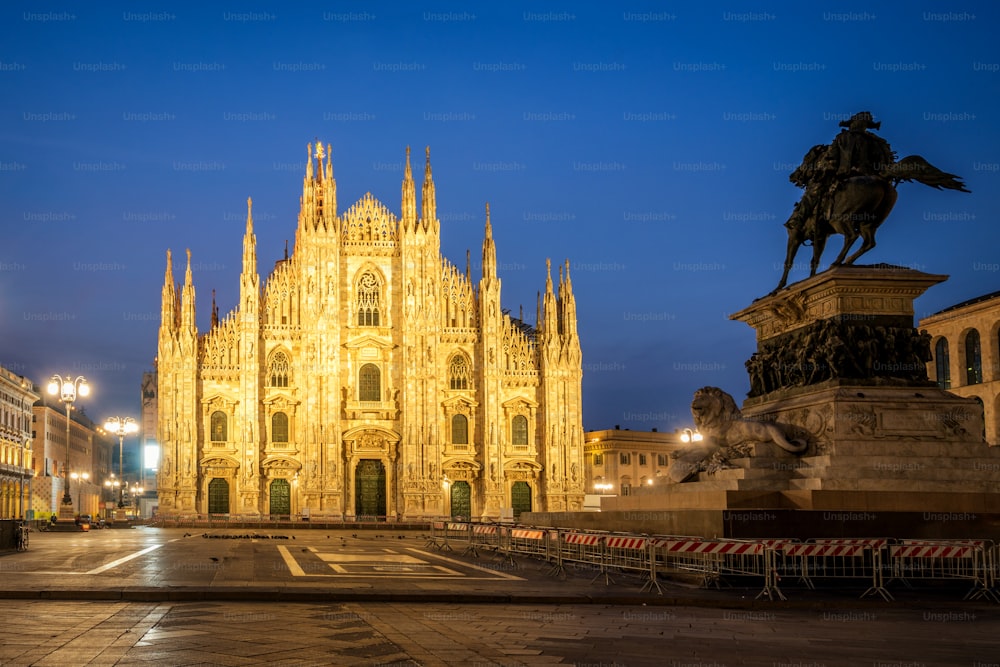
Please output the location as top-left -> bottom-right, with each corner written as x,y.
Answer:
269,478 -> 291,517
355,459 -> 386,519
207,478 -> 229,514
511,481 -> 531,518
450,480 -> 471,520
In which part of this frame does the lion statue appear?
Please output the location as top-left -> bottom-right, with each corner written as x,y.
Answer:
669,386 -> 808,483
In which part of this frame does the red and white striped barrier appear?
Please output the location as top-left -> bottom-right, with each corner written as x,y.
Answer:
511,528 -> 545,540
605,536 -> 648,550
784,543 -> 867,558
659,540 -> 764,555
890,543 -> 975,559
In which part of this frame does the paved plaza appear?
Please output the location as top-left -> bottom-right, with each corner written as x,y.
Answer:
0,526 -> 997,665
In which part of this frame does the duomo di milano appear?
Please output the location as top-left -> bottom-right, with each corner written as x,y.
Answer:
156,142 -> 585,519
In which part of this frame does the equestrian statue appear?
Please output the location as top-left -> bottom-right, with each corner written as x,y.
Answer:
774,111 -> 970,292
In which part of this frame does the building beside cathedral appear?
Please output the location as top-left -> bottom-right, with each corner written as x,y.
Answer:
156,143 -> 585,520
920,289 -> 1000,445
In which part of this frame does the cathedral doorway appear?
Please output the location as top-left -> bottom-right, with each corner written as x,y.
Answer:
511,481 -> 531,518
450,481 -> 471,520
207,478 -> 229,514
269,479 -> 291,518
354,459 -> 386,519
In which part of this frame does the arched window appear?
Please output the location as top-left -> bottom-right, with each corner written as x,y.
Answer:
511,415 -> 528,446
268,351 -> 290,387
966,330 -> 983,385
357,271 -> 380,326
935,338 -> 951,389
359,364 -> 381,401
452,414 -> 468,444
210,411 -> 227,442
449,354 -> 471,390
272,412 -> 288,443
973,396 -> 986,441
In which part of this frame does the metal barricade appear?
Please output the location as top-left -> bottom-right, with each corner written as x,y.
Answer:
559,532 -> 606,580
888,540 -> 997,602
599,535 -> 650,587
424,521 -> 450,551
779,542 -> 890,600
497,527 -> 547,568
443,522 -> 470,551
464,523 -> 500,557
655,539 -> 777,599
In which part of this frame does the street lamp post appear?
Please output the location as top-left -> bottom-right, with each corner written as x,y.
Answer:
129,482 -> 144,518
47,374 -> 90,516
70,471 -> 89,514
104,475 -> 120,518
103,417 -> 138,509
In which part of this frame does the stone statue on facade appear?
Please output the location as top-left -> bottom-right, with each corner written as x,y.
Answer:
775,111 -> 970,292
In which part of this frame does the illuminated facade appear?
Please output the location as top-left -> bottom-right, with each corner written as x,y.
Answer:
921,290 -> 1000,445
156,143 -> 585,519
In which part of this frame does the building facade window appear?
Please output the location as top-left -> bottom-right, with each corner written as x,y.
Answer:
359,364 -> 381,401
357,272 -> 381,326
657,454 -> 668,467
638,454 -> 647,466
511,415 -> 528,446
271,412 -> 288,443
451,414 -> 468,444
268,351 -> 290,387
935,337 -> 951,389
210,411 -> 227,442
620,453 -> 630,465
966,329 -> 983,385
593,454 -> 603,466
448,354 -> 471,390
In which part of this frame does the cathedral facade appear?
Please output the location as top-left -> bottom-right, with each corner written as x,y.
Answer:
156,143 -> 585,520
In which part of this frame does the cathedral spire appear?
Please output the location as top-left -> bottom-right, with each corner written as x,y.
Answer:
421,145 -> 437,227
241,197 -> 260,310
315,142 -> 325,182
305,142 -> 313,181
180,248 -> 196,334
543,257 -> 558,336
243,197 -> 257,275
211,289 -> 219,329
324,143 -> 333,181
481,202 -> 497,284
561,258 -> 579,343
160,249 -> 176,332
402,145 -> 416,226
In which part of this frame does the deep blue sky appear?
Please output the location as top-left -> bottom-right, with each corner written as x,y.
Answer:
1,1 -> 997,433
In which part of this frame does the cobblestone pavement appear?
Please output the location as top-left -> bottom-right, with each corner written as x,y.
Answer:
0,527 -> 998,665
0,599 -> 996,666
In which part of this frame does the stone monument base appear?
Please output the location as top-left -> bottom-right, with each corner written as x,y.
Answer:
57,500 -> 76,520
544,266 -> 1000,540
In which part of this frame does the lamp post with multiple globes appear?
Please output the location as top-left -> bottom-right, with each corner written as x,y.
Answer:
103,416 -> 137,513
104,475 -> 121,519
47,374 -> 89,517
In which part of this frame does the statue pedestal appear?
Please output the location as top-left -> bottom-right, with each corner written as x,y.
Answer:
731,264 -> 948,396
727,264 -> 1000,514
57,500 -> 76,521
553,266 -> 1000,539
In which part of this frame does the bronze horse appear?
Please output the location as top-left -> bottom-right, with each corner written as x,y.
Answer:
775,155 -> 970,293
